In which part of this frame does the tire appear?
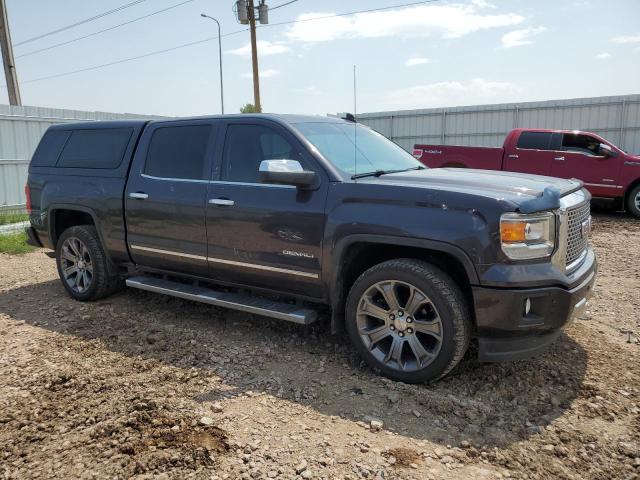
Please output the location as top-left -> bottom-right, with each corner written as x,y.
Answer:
627,185 -> 640,219
345,259 -> 471,383
55,225 -> 123,301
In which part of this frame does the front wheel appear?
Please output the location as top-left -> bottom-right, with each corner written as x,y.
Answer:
627,185 -> 640,219
345,259 -> 471,383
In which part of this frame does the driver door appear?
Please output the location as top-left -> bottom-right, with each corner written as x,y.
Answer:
550,132 -> 622,197
205,119 -> 329,298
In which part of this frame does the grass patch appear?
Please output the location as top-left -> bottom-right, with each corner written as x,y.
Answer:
0,213 -> 29,225
0,231 -> 36,254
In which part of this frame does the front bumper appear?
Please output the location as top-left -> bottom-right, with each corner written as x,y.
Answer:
474,253 -> 596,362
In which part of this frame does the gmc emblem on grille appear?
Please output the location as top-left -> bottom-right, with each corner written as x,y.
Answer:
581,216 -> 592,239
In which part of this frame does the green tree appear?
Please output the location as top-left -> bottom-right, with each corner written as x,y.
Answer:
240,103 -> 258,113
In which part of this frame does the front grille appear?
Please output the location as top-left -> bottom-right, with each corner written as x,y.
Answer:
565,201 -> 590,267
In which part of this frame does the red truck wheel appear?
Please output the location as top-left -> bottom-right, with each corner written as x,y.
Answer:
628,185 -> 640,219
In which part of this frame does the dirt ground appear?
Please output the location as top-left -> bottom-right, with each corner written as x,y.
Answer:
1,211 -> 639,480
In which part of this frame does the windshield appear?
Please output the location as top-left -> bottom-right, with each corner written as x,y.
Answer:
294,122 -> 424,176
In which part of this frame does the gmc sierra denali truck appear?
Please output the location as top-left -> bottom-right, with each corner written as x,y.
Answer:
25,115 -> 596,383
414,128 -> 640,218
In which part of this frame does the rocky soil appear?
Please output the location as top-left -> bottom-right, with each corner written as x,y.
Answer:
1,211 -> 639,479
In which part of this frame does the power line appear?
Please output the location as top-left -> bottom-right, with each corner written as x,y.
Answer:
14,0 -> 149,47
16,0 -> 195,59
270,0 -> 299,10
18,0 -> 441,85
20,29 -> 248,85
260,0 -> 441,28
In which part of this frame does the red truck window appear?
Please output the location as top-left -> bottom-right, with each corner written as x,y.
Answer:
561,133 -> 601,156
517,131 -> 552,150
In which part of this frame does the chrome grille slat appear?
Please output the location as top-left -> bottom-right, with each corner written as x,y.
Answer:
565,202 -> 590,267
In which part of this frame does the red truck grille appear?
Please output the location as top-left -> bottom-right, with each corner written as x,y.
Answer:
565,202 -> 590,268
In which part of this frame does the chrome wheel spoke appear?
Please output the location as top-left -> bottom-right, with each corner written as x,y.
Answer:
60,237 -> 93,294
407,335 -> 431,366
377,282 -> 400,311
61,248 -> 77,262
404,286 -> 427,316
384,337 -> 404,365
364,325 -> 391,347
63,264 -> 78,278
413,319 -> 442,338
359,298 -> 390,321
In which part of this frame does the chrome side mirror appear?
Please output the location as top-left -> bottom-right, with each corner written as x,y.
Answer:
258,159 -> 316,188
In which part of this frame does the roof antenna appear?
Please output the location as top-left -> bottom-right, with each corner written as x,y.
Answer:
353,64 -> 357,181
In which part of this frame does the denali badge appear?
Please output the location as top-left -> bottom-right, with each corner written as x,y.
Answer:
581,216 -> 592,239
282,250 -> 314,259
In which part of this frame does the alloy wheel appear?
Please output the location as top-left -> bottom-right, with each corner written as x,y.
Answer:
60,237 -> 94,293
356,280 -> 443,372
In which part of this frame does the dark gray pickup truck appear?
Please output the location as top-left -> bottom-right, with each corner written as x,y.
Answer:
25,114 -> 596,383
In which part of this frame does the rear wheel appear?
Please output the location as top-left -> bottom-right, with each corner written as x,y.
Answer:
55,225 -> 123,301
627,185 -> 640,219
345,259 -> 471,383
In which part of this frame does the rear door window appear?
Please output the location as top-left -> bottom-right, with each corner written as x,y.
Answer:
144,125 -> 212,180
57,128 -> 133,168
30,130 -> 71,167
517,131 -> 552,150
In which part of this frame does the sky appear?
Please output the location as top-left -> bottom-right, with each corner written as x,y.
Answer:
2,0 -> 639,117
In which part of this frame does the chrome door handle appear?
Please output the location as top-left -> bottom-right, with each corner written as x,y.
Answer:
554,156 -> 565,161
209,198 -> 235,206
129,192 -> 148,199
508,154 -> 519,159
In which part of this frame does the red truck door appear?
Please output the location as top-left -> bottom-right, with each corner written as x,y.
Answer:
502,131 -> 554,176
550,132 -> 622,198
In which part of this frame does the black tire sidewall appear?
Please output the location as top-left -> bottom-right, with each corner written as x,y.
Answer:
628,186 -> 640,219
55,226 -> 108,301
345,260 -> 469,383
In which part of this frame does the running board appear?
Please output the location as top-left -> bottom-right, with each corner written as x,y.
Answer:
126,276 -> 317,325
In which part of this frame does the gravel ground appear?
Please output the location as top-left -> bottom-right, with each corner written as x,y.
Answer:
1,212 -> 639,480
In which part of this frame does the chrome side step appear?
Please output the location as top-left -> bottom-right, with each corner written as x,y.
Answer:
125,276 -> 317,325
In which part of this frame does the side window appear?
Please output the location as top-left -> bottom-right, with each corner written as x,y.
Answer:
222,124 -> 302,183
57,128 -> 133,168
517,131 -> 552,150
561,134 -> 601,156
31,130 -> 71,167
145,125 -> 212,180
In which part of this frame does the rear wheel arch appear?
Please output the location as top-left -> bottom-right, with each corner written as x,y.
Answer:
329,235 -> 478,334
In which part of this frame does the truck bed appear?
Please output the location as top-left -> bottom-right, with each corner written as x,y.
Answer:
414,144 -> 504,170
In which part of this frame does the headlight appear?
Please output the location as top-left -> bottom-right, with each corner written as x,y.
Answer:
500,212 -> 556,260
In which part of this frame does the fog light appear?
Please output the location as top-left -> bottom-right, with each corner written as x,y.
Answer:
524,298 -> 531,316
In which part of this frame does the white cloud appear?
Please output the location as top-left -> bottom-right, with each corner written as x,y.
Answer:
381,78 -> 522,110
293,86 -> 323,96
228,40 -> 290,56
405,56 -> 431,67
610,34 -> 640,44
241,68 -> 280,79
501,26 -> 546,48
285,4 -> 524,43
595,52 -> 611,60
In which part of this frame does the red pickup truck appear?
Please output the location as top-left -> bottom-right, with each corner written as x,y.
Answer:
414,128 -> 640,218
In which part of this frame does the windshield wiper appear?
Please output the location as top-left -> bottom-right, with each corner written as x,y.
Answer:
351,165 -> 425,180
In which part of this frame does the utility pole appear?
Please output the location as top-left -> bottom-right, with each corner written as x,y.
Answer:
247,0 -> 261,112
0,0 -> 21,105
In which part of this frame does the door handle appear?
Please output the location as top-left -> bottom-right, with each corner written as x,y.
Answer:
508,154 -> 519,159
129,192 -> 148,199
209,198 -> 235,206
554,156 -> 565,161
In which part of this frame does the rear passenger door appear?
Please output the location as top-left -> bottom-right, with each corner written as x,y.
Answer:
125,120 -> 218,277
503,131 -> 555,176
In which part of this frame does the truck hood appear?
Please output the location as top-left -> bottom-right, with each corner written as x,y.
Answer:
360,168 -> 583,209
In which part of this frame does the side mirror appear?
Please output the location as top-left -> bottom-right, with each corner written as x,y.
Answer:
598,143 -> 618,157
259,160 -> 316,188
